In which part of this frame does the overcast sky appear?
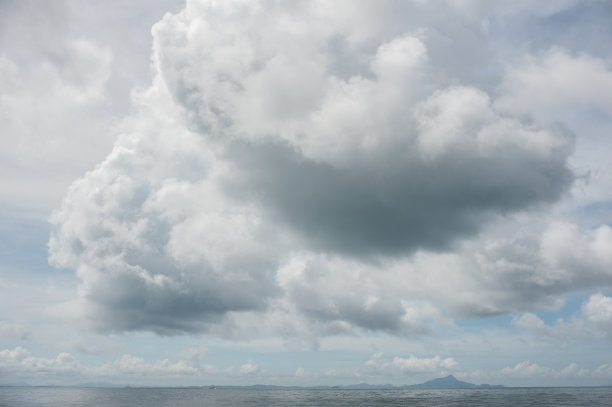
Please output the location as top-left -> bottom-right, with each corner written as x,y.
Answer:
1,0 -> 612,387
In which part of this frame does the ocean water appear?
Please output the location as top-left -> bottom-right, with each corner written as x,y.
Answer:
1,386 -> 611,407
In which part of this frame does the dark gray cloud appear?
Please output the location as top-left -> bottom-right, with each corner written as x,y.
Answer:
84,261 -> 278,335
223,134 -> 572,256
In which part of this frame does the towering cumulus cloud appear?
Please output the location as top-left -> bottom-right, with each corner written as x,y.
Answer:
50,0 -> 599,339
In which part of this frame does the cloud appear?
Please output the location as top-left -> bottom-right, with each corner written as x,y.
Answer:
0,346 -> 255,385
496,48 -> 612,119
325,369 -> 339,377
593,364 -> 612,378
270,219 -> 612,337
151,0 -> 573,256
460,359 -> 612,386
513,293 -> 612,341
240,360 -> 260,375
173,344 -> 210,362
60,339 -> 124,356
97,354 -> 212,377
0,321 -> 29,341
0,0 -> 114,214
3,345 -> 610,387
582,293 -> 612,338
275,254 -> 451,336
48,83 -> 280,335
0,347 -> 83,377
495,360 -> 592,379
366,352 -> 459,375
47,0 -> 612,340
498,361 -> 555,378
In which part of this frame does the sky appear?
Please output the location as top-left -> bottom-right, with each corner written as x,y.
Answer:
1,0 -> 612,387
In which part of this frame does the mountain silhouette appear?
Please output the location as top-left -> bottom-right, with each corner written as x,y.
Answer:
408,375 -> 503,389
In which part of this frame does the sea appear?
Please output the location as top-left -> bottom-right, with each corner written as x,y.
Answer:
1,386 -> 611,406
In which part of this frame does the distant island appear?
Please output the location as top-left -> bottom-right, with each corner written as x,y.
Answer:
406,375 -> 504,389
206,375 -> 503,390
3,375 -> 504,389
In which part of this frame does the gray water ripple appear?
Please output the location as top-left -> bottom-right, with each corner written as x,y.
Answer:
1,386 -> 611,407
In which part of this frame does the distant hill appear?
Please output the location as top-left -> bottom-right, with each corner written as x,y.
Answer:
212,383 -> 395,390
212,376 -> 502,390
342,383 -> 396,389
407,375 -> 503,389
3,375 -> 503,390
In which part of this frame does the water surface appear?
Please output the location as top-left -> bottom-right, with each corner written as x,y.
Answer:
1,386 -> 611,406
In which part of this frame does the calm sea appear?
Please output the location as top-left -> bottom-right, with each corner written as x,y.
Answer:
1,386 -> 611,407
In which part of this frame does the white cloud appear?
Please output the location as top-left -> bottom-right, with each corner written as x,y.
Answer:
271,216 -> 612,338
240,360 -> 260,375
0,345 -> 233,385
173,344 -> 210,363
495,360 -> 594,380
60,339 -> 123,356
325,369 -> 339,377
582,294 -> 612,337
98,354 -> 209,377
496,48 -> 612,120
366,353 -> 459,375
539,223 -> 612,285
0,347 -> 83,376
593,364 -> 612,378
275,253 -> 453,336
0,321 -> 29,341
559,363 -> 589,378
460,359 -> 609,386
498,360 -> 555,378
0,1 -> 115,214
512,293 -> 612,342
2,345 -> 611,386
48,81 -> 280,334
